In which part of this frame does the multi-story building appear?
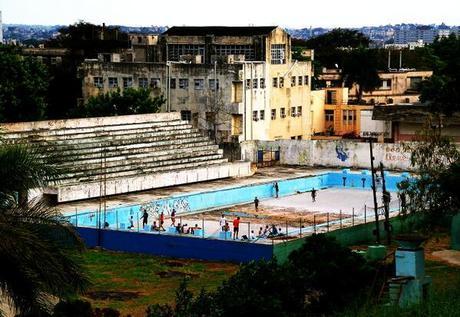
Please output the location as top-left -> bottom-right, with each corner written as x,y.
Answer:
318,68 -> 432,105
80,26 -> 313,142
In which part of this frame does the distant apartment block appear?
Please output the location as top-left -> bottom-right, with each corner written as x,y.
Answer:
394,27 -> 458,44
80,26 -> 313,142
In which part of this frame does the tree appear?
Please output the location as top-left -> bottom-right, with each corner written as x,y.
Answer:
0,142 -> 89,315
305,28 -> 370,70
76,88 -> 165,118
201,88 -> 232,143
0,46 -> 49,122
342,48 -> 381,103
145,234 -> 375,317
419,34 -> 460,115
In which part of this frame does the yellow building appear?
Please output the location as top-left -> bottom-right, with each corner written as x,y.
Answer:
80,26 -> 313,142
310,87 -> 372,138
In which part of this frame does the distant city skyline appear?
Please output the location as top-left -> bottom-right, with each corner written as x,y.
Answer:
1,0 -> 459,28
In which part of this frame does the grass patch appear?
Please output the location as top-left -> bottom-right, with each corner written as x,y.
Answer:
80,250 -> 238,316
338,260 -> 460,317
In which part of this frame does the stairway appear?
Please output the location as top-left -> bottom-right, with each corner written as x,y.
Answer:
0,113 -> 252,202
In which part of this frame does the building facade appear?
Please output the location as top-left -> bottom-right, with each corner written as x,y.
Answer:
80,26 -> 313,142
319,69 -> 432,105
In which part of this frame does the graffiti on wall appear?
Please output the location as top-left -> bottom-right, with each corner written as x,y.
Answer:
335,142 -> 349,162
384,144 -> 410,163
140,197 -> 191,218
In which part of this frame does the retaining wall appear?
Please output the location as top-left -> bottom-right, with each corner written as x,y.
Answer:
241,140 -> 412,170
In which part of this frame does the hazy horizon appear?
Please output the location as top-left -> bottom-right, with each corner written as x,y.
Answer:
1,0 -> 459,29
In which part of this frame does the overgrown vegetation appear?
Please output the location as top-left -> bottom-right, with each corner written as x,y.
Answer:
0,46 -> 49,122
75,88 -> 165,117
146,235 -> 376,317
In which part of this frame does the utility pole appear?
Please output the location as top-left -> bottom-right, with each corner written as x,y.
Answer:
369,139 -> 381,244
380,162 -> 391,245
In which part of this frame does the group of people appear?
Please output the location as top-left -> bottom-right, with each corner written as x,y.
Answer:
219,214 -> 241,239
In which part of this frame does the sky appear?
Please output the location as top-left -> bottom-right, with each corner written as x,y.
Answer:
1,0 -> 459,28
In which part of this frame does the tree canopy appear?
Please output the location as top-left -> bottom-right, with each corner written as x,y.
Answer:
75,88 -> 166,117
342,48 -> 381,103
0,46 -> 49,122
419,34 -> 460,115
0,142 -> 89,315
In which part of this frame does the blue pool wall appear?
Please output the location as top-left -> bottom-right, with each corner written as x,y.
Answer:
77,227 -> 273,263
71,171 -> 408,228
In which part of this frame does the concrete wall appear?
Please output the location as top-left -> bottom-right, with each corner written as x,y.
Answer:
241,139 -> 412,170
0,112 -> 181,132
77,227 -> 273,263
56,161 -> 253,202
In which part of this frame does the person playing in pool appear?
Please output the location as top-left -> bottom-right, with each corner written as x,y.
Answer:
274,181 -> 279,198
140,209 -> 149,227
254,196 -> 259,212
311,188 -> 317,202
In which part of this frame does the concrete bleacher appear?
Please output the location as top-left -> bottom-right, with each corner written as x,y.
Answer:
0,113 -> 252,202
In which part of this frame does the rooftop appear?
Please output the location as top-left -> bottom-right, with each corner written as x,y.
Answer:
162,26 -> 278,37
372,104 -> 460,124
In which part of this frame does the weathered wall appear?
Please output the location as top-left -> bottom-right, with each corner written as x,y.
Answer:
241,140 -> 412,170
78,227 -> 273,263
0,112 -> 181,132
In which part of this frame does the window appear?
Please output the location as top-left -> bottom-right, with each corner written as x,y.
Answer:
291,76 -> 296,87
138,77 -> 148,88
108,77 -> 118,88
179,79 -> 189,89
291,107 -> 296,117
170,78 -> 176,89
151,78 -> 161,89
123,77 -> 133,88
297,135 -> 302,140
253,78 -> 258,89
280,107 -> 286,118
194,79 -> 204,90
93,77 -> 103,88
298,76 -> 303,86
252,111 -> 258,121
259,110 -> 265,120
279,77 -> 284,88
167,44 -> 205,61
297,106 -> 302,117
271,109 -> 276,120
291,136 -> 296,140
214,44 -> 256,61
246,79 -> 251,89
272,77 -> 278,88
325,110 -> 334,122
409,76 -> 422,90
271,44 -> 286,64
380,79 -> 391,89
326,90 -> 337,104
342,110 -> 356,124
209,79 -> 219,90
260,78 -> 266,89
304,76 -> 309,85
181,110 -> 192,121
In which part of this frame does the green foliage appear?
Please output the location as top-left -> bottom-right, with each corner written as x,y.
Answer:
146,235 -> 375,316
76,88 -> 165,117
342,48 -> 381,102
0,142 -> 89,315
401,122 -> 460,226
0,46 -> 49,122
420,34 -> 460,115
54,299 -> 93,317
304,28 -> 370,69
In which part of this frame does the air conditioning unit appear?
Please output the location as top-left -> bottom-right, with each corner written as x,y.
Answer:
194,55 -> 203,64
238,70 -> 244,81
234,54 -> 245,62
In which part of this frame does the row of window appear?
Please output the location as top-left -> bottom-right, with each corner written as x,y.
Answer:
272,75 -> 309,88
252,106 -> 303,121
324,110 -> 357,122
93,77 -> 220,90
